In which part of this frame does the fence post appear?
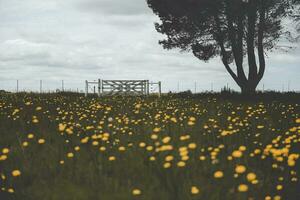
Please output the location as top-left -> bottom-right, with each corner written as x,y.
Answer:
101,80 -> 104,95
98,79 -> 101,97
158,81 -> 162,97
141,80 -> 144,95
147,80 -> 150,95
40,80 -> 43,93
62,80 -> 64,92
85,80 -> 88,97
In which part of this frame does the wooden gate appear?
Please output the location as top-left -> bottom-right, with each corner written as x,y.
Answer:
85,79 -> 161,97
102,80 -> 149,95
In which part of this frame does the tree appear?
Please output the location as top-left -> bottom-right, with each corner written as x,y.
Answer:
295,2 -> 300,40
146,0 -> 297,94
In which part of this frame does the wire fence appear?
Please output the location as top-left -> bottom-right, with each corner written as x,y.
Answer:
0,79 -> 299,94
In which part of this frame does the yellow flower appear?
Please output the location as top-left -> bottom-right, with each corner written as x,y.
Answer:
189,117 -> 196,121
238,184 -> 248,192
65,128 -> 73,135
12,109 -> 20,115
153,127 -> 161,133
199,156 -> 206,161
187,121 -> 195,126
246,173 -> 256,182
1,174 -> 6,180
254,149 -> 261,154
99,146 -> 106,151
139,142 -> 146,148
274,195 -> 282,200
74,146 -> 80,151
191,186 -> 200,194
220,130 -> 231,136
32,118 -> 39,123
38,139 -> 45,144
188,143 -> 197,149
146,146 -> 153,151
81,137 -> 89,144
179,146 -> 188,152
276,185 -> 283,190
165,155 -> 174,162
58,123 -> 67,132
8,188 -> 14,193
2,148 -> 9,154
295,118 -> 300,123
135,104 -> 142,109
180,135 -> 190,141
12,170 -> 21,177
35,106 -> 42,111
0,155 -> 8,161
92,141 -> 99,146
163,162 -> 171,168
151,134 -> 158,140
214,171 -> 224,178
118,146 -> 126,151
232,150 -> 243,158
28,133 -> 34,139
109,156 -> 116,161
67,152 -> 74,158
182,155 -> 189,161
235,165 -> 246,174
288,160 -> 295,167
22,141 -> 29,147
132,189 -> 141,195
170,117 -> 177,123
177,161 -> 186,167
162,136 -> 171,144
239,146 -> 246,151
60,160 -> 64,164
149,156 -> 156,161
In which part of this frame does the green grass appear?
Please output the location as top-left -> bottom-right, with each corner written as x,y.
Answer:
0,93 -> 299,200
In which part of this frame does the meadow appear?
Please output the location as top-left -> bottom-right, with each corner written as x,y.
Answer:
0,92 -> 300,200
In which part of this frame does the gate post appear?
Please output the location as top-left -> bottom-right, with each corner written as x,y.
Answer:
85,80 -> 88,97
98,79 -> 101,97
158,81 -> 162,97
146,80 -> 150,95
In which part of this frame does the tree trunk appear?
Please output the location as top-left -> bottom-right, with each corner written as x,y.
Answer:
214,5 -> 265,96
240,82 -> 257,95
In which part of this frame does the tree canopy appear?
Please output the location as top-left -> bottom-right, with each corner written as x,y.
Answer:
147,0 -> 299,94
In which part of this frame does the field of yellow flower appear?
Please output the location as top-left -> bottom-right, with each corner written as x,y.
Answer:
0,93 -> 300,200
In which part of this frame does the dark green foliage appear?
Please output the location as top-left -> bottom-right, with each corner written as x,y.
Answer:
146,0 -> 299,94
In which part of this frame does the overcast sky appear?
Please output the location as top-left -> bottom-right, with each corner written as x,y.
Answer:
0,0 -> 299,92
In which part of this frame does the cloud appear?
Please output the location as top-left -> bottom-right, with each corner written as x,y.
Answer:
76,0 -> 152,16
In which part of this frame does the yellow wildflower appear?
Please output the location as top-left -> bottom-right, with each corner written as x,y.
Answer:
246,173 -> 256,182
132,189 -> 141,195
2,148 -> 9,154
238,184 -> 248,192
38,139 -> 45,144
214,171 -> 224,178
12,170 -> 21,177
191,186 -> 200,194
235,165 -> 246,174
